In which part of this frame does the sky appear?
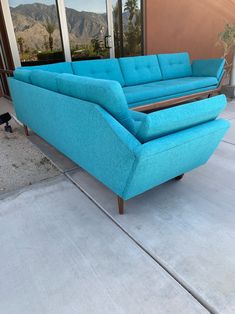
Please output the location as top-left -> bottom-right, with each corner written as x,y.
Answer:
9,0 -> 140,13
9,0 -> 107,13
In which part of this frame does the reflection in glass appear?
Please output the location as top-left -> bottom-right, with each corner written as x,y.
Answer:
9,0 -> 64,65
113,0 -> 142,57
64,0 -> 109,60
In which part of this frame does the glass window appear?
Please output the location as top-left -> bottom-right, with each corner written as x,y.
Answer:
113,0 -> 143,57
64,0 -> 110,60
9,0 -> 65,65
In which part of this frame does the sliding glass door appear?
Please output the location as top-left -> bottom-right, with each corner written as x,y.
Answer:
2,0 -> 144,67
8,0 -> 65,65
64,0 -> 111,60
113,0 -> 143,57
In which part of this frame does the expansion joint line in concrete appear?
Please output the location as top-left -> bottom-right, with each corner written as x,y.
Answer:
222,139 -> 235,146
64,172 -> 218,314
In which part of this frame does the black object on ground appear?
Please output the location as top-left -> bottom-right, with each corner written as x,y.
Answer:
0,112 -> 13,133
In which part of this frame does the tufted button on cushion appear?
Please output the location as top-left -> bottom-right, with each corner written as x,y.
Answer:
119,55 -> 162,86
72,59 -> 125,86
158,52 -> 192,79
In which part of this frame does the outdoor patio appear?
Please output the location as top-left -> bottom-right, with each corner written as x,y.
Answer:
0,96 -> 235,313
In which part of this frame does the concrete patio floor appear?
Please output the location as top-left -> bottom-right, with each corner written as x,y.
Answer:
0,176 -> 208,314
0,97 -> 235,314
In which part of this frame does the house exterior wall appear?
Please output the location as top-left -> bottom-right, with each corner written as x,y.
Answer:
145,0 -> 235,60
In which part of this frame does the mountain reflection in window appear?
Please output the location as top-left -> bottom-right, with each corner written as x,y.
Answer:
9,0 -> 143,64
9,1 -> 65,65
64,0 -> 109,60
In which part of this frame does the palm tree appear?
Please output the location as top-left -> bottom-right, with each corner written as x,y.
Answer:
17,37 -> 24,55
124,0 -> 141,55
44,19 -> 56,51
113,0 -> 124,57
124,0 -> 139,21
91,37 -> 101,54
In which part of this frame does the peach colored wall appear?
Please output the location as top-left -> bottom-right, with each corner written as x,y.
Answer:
145,0 -> 235,61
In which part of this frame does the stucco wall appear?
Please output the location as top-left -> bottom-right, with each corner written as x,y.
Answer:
145,0 -> 235,61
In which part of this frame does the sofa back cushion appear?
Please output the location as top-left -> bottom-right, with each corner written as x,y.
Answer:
135,94 -> 227,143
14,69 -> 32,83
118,55 -> 162,86
72,59 -> 125,86
192,59 -> 225,79
30,70 -> 59,92
157,52 -> 192,80
57,74 -> 135,133
21,62 -> 73,74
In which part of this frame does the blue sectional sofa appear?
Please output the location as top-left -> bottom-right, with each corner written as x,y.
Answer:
8,53 -> 229,214
14,52 -> 225,111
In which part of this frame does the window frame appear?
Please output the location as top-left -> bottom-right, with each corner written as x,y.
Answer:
1,0 -> 145,68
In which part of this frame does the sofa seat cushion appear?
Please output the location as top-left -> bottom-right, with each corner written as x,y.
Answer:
72,59 -> 125,86
157,52 -> 192,79
135,95 -> 227,143
118,55 -> 162,86
123,76 -> 218,104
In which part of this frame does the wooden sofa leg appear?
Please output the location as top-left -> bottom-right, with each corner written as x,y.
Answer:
175,174 -> 184,181
23,124 -> 29,136
117,196 -> 124,215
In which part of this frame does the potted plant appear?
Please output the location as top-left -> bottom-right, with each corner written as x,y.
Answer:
218,23 -> 235,97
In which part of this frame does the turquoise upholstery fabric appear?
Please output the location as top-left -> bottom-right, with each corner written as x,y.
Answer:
8,78 -> 140,196
30,70 -> 59,92
9,55 -> 228,203
123,119 -> 229,199
118,55 -> 162,86
14,69 -> 32,84
57,73 -> 135,133
192,58 -> 225,80
8,77 -> 229,201
124,76 -> 218,104
13,54 -> 225,111
72,59 -> 125,86
157,52 -> 192,79
127,86 -> 219,108
130,110 -> 146,132
217,70 -> 225,84
135,95 -> 226,142
18,62 -> 73,73
130,110 -> 146,121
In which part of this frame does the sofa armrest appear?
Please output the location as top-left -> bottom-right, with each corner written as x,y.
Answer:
135,95 -> 226,143
136,119 -> 230,159
122,119 -> 230,199
191,58 -> 225,80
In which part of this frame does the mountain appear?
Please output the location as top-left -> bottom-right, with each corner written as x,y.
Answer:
10,3 -> 109,51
